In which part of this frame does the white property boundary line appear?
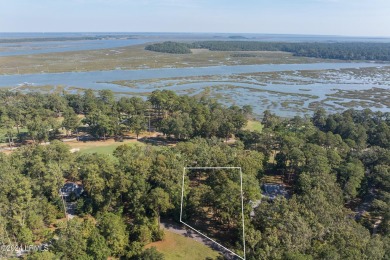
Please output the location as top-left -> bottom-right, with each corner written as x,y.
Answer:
180,167 -> 246,260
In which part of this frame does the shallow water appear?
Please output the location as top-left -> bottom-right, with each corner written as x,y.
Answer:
0,38 -> 154,57
2,32 -> 390,57
0,62 -> 381,87
1,62 -> 389,117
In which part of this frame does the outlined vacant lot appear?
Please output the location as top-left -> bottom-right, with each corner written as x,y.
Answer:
180,167 -> 246,260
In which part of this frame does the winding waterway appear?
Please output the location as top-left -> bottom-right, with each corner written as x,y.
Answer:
0,62 -> 383,88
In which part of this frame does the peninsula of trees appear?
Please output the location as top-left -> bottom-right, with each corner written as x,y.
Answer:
145,41 -> 192,54
145,41 -> 390,61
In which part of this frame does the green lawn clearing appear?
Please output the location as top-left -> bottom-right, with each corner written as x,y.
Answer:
71,139 -> 143,155
244,120 -> 263,132
145,230 -> 220,260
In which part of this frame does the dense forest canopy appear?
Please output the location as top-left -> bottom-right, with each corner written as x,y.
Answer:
0,90 -> 389,259
145,41 -> 390,61
0,89 -> 249,145
144,41 -> 192,54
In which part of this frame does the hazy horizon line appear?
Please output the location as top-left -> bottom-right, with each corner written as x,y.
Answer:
1,31 -> 390,39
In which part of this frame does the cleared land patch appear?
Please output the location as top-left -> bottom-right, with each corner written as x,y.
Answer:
243,120 -> 263,132
145,230 -> 220,260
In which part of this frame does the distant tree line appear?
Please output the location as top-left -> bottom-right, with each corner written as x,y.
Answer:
145,41 -> 390,61
144,41 -> 192,54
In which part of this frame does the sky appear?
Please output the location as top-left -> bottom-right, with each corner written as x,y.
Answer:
1,0 -> 390,37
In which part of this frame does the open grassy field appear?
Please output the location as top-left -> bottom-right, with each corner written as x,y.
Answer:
66,138 -> 144,155
0,138 -> 146,155
145,230 -> 220,260
0,44 -> 333,75
244,120 -> 263,132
